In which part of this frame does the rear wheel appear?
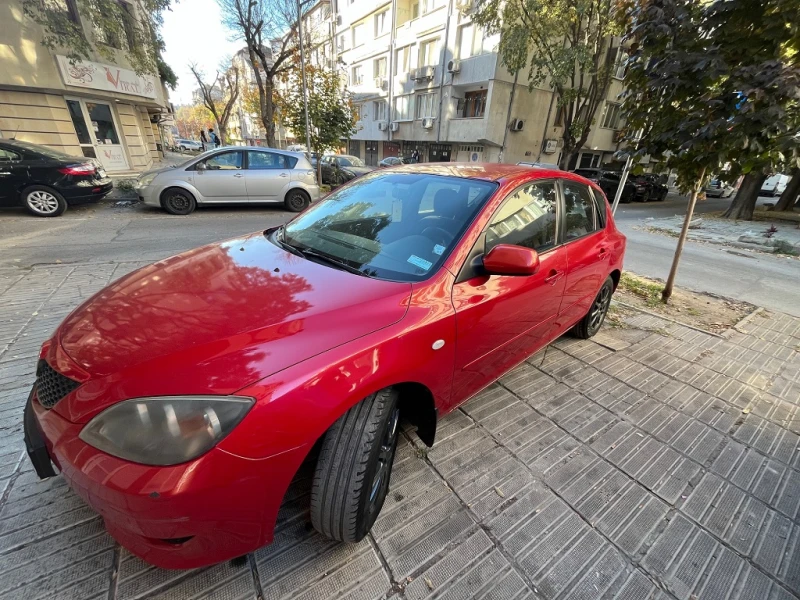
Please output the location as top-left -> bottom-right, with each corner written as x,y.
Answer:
23,186 -> 67,217
573,277 -> 614,339
284,189 -> 310,212
160,188 -> 197,215
311,388 -> 400,543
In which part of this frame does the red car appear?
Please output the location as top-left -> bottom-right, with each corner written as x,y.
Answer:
24,164 -> 625,569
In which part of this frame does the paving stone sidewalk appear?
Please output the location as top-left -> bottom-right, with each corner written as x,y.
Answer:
1,263 -> 799,600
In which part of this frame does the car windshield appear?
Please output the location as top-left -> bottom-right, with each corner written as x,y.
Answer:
338,156 -> 365,167
282,171 -> 498,282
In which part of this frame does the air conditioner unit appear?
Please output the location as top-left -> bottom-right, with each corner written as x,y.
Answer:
512,119 -> 525,132
336,14 -> 342,25
390,122 -> 399,132
422,117 -> 434,129
447,60 -> 461,74
413,66 -> 435,81
378,121 -> 388,131
374,76 -> 386,90
543,139 -> 558,154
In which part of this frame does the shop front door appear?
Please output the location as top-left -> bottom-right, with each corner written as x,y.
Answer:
66,98 -> 129,172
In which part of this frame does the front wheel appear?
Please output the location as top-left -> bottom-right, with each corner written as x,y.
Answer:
573,276 -> 614,339
161,188 -> 197,215
311,388 -> 400,543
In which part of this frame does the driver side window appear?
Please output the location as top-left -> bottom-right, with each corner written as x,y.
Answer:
486,181 -> 558,253
202,151 -> 242,170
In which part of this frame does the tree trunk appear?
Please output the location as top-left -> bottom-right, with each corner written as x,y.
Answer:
774,168 -> 800,211
264,79 -> 276,148
722,172 -> 767,220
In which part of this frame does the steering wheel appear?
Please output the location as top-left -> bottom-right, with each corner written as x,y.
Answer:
422,226 -> 454,246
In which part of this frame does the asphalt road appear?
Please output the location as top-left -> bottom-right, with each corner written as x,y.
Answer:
613,193 -> 800,316
1,191 -> 798,316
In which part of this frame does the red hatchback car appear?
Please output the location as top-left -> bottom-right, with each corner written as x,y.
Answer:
24,164 -> 625,569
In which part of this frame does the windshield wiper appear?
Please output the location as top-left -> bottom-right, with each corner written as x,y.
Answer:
295,247 -> 369,277
268,226 -> 303,257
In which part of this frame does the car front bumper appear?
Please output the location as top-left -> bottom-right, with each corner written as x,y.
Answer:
24,386 -> 307,569
135,184 -> 161,207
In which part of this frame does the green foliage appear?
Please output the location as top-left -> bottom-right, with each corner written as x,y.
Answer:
619,0 -> 800,196
23,0 -> 174,81
282,67 -> 357,157
473,0 -> 624,167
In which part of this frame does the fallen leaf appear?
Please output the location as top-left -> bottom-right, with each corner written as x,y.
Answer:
425,577 -> 434,590
495,487 -> 505,498
742,408 -> 751,414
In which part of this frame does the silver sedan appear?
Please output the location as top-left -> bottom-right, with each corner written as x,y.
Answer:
135,147 -> 320,215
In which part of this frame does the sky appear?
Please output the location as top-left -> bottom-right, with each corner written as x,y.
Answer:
160,0 -> 243,106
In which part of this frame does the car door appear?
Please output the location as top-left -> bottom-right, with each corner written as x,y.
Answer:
451,180 -> 567,405
554,179 -> 610,333
192,150 -> 247,201
245,150 -> 290,202
0,146 -> 29,205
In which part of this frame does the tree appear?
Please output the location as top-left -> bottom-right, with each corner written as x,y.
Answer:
281,66 -> 357,184
23,0 -> 177,87
473,0 -> 623,169
218,0 -> 320,147
174,104 -> 213,140
189,64 -> 241,144
774,168 -> 800,212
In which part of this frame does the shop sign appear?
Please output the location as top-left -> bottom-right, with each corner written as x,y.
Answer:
56,56 -> 157,99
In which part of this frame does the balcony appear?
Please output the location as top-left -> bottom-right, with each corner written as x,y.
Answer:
448,53 -> 497,86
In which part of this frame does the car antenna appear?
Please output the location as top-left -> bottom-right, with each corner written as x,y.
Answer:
7,124 -> 20,140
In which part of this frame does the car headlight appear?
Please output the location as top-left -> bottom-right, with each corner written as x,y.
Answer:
79,396 -> 254,466
137,172 -> 157,187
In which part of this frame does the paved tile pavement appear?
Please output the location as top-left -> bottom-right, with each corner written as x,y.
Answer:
1,263 -> 799,600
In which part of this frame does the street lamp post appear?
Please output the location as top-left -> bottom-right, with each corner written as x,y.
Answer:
296,0 -> 312,153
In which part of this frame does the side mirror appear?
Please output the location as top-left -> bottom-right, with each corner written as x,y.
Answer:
482,244 -> 540,276
196,162 -> 207,171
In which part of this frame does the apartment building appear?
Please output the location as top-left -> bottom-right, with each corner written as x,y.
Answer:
331,0 -> 628,167
0,0 -> 172,173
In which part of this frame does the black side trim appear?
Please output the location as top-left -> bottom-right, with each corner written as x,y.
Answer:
23,388 -> 57,479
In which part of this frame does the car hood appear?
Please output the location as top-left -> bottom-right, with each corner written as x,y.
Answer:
53,232 -> 412,422
345,166 -> 375,175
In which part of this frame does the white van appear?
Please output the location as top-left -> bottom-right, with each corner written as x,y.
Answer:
761,174 -> 790,196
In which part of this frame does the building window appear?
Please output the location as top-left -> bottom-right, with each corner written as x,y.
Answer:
48,0 -> 79,22
353,104 -> 362,121
415,92 -> 436,119
579,152 -> 602,168
411,1 -> 419,19
554,103 -> 566,127
457,23 -> 491,59
373,100 -> 387,121
600,102 -> 621,129
374,9 -> 389,37
458,90 -> 487,118
351,65 -> 363,86
614,49 -> 629,79
338,34 -> 346,52
395,44 -> 414,75
374,57 -> 387,78
393,95 -> 413,121
419,38 -> 439,68
415,0 -> 444,16
352,23 -> 365,48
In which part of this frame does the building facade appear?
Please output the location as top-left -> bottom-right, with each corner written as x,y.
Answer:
329,0 -> 628,167
0,0 -> 173,173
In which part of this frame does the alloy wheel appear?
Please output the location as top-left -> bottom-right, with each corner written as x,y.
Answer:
589,285 -> 612,331
367,406 -> 399,519
27,191 -> 59,214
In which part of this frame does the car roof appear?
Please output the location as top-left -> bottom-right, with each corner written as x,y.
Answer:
387,162 -> 555,182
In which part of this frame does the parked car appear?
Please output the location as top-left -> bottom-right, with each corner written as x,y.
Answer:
175,139 -> 203,152
0,139 -> 112,217
320,154 -> 375,184
761,174 -> 790,197
630,173 -> 668,201
705,177 -> 737,198
379,156 -> 406,167
573,168 -> 636,203
25,163 -> 625,569
135,146 -> 319,214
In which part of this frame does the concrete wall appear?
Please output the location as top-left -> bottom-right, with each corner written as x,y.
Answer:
0,90 -> 81,154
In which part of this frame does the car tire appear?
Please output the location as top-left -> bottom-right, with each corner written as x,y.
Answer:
573,276 -> 614,339
160,188 -> 197,215
284,189 -> 310,212
22,185 -> 67,217
310,387 -> 400,543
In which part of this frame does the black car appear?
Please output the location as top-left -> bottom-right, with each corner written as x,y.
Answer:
573,168 -> 636,203
630,173 -> 669,202
319,155 -> 375,185
0,139 -> 112,217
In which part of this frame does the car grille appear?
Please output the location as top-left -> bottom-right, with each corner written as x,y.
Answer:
36,360 -> 80,409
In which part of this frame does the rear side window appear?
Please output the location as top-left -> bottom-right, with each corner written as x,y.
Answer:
486,181 -> 558,252
247,151 -> 293,170
562,181 -> 599,241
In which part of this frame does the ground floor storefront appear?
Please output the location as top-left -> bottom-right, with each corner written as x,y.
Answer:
0,88 -> 167,174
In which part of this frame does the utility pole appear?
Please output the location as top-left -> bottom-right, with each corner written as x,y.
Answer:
296,0 -> 312,153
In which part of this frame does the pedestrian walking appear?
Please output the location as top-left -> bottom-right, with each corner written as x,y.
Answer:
208,128 -> 220,148
199,129 -> 208,151
411,149 -> 420,163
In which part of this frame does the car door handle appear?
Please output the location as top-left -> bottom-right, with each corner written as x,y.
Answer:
598,247 -> 609,259
544,269 -> 562,285
0,172 -> 10,176
280,173 -> 289,178
233,173 -> 243,178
